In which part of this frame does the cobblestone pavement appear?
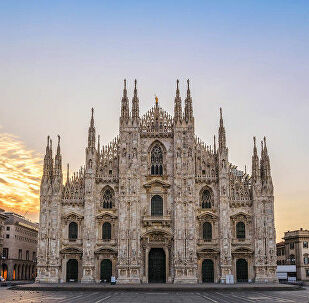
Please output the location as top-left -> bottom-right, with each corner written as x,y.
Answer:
1,288 -> 309,303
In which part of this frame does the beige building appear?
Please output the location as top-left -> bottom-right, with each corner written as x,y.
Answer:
276,229 -> 309,281
36,80 -> 277,284
0,209 -> 7,279
276,241 -> 285,265
2,212 -> 38,280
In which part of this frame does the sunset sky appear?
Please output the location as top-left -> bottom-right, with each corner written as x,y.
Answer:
0,1 -> 308,240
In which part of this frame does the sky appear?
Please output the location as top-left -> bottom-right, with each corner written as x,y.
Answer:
0,0 -> 308,240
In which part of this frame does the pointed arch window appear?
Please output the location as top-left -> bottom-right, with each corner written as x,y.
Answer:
203,222 -> 212,241
201,189 -> 212,209
150,145 -> 163,176
102,222 -> 111,240
236,222 -> 246,239
151,195 -> 163,216
68,222 -> 78,240
101,187 -> 114,209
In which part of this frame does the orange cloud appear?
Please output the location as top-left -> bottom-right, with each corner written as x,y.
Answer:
0,130 -> 42,219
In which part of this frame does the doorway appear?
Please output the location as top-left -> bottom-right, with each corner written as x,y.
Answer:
148,248 -> 166,283
100,259 -> 112,282
202,259 -> 214,283
66,259 -> 78,282
236,259 -> 248,282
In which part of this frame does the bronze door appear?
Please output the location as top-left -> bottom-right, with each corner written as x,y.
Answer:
100,259 -> 112,282
66,259 -> 78,282
202,259 -> 214,283
148,248 -> 166,283
236,259 -> 248,282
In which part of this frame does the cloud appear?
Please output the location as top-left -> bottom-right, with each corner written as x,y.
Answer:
0,131 -> 42,218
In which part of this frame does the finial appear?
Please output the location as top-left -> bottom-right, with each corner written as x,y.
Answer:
264,136 -> 267,147
245,165 -> 247,174
177,79 -> 179,90
253,136 -> 256,146
91,107 -> 94,118
57,135 -> 60,145
220,107 -> 222,119
47,136 -> 50,148
134,79 -> 137,90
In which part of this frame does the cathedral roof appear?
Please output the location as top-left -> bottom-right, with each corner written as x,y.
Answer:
140,103 -> 173,137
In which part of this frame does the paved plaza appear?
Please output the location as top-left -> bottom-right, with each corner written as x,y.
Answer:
1,287 -> 309,303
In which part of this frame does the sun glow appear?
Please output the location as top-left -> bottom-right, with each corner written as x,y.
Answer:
0,130 -> 42,217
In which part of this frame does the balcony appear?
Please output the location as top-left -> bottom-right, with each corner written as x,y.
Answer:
232,238 -> 252,246
197,239 -> 219,246
142,216 -> 172,228
96,239 -> 117,246
62,239 -> 83,246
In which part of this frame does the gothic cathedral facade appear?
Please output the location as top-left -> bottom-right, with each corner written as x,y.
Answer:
36,80 -> 277,284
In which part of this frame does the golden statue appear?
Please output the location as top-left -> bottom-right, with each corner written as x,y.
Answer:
155,95 -> 158,105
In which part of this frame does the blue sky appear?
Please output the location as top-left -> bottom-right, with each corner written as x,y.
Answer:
0,0 -> 308,238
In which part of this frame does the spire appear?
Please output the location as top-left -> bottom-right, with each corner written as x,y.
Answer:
56,134 -> 61,156
49,138 -> 53,159
66,163 -> 70,184
260,140 -> 265,180
97,135 -> 100,153
184,79 -> 193,122
132,79 -> 139,121
43,136 -> 51,178
174,79 -> 182,123
263,136 -> 271,178
46,135 -> 50,155
90,107 -> 94,127
54,135 -> 62,176
213,135 -> 216,153
43,136 -> 53,180
120,79 -> 129,123
251,136 -> 260,181
88,108 -> 96,149
218,108 -> 226,151
49,138 -> 53,174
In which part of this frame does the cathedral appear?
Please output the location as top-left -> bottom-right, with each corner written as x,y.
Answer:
36,80 -> 277,284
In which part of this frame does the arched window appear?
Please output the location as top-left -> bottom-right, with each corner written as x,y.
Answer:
151,195 -> 163,216
201,189 -> 212,209
68,222 -> 78,240
151,144 -> 163,175
203,222 -> 212,241
102,222 -> 111,240
101,187 -> 114,209
236,222 -> 246,239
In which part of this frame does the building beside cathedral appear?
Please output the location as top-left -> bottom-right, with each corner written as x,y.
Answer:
36,80 -> 277,284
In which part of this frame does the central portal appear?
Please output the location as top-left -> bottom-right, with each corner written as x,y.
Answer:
148,248 -> 166,283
